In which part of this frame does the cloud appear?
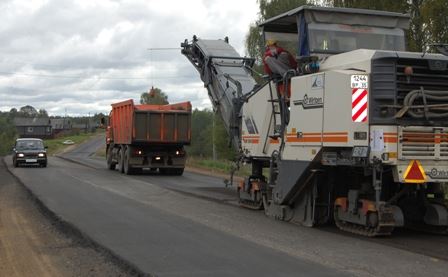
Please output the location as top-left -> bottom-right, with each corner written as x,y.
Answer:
0,0 -> 259,116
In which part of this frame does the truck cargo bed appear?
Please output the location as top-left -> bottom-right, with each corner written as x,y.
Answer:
110,99 -> 191,145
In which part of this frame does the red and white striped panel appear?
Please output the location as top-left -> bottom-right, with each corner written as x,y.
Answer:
352,88 -> 368,122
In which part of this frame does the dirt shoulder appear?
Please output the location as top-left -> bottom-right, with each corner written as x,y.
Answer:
0,159 -> 136,277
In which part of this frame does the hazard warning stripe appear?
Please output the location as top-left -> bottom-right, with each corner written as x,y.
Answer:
352,88 -> 368,122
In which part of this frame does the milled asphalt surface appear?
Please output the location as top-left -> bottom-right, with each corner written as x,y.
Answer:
6,135 -> 448,276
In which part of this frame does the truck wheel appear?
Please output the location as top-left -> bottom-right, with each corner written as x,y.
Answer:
171,168 -> 184,176
117,147 -> 125,173
124,146 -> 134,175
13,159 -> 18,168
107,148 -> 116,170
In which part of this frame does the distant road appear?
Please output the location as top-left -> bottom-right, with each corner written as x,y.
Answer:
6,136 -> 448,277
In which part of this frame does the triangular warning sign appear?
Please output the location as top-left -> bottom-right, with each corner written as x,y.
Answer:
403,160 -> 427,183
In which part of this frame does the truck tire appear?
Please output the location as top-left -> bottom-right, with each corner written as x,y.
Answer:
124,146 -> 134,175
107,147 -> 116,170
171,168 -> 184,176
117,146 -> 125,173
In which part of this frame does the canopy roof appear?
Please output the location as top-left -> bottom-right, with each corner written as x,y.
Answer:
259,6 -> 410,33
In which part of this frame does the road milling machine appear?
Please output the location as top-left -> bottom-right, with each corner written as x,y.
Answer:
181,6 -> 448,236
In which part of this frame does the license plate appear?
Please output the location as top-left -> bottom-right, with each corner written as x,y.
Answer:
26,159 -> 37,163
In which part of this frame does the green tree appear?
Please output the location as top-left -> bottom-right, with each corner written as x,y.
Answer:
188,109 -> 213,157
0,113 -> 17,155
19,105 -> 38,117
213,113 -> 236,160
188,109 -> 236,160
421,0 -> 448,47
245,0 -> 309,65
327,0 -> 407,11
38,109 -> 48,118
140,87 -> 169,105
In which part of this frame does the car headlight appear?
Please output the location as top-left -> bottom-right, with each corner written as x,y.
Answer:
38,153 -> 45,157
17,153 -> 25,158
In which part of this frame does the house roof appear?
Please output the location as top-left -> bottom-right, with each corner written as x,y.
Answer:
50,118 -> 72,128
13,117 -> 52,126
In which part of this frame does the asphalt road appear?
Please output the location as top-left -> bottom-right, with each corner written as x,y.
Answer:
6,136 -> 448,277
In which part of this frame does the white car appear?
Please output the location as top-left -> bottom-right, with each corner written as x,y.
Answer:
62,140 -> 75,145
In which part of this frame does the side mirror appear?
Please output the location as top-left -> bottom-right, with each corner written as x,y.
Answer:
45,146 -> 48,149
12,147 -> 15,152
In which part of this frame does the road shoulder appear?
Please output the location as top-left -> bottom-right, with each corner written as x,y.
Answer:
0,157 -> 138,277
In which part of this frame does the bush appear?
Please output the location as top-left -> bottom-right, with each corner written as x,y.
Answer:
0,115 -> 17,155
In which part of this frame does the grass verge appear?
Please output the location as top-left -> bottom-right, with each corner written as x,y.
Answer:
96,145 -> 107,158
44,130 -> 103,155
186,157 -> 251,177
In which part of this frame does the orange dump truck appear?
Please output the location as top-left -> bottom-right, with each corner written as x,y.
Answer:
106,99 -> 191,175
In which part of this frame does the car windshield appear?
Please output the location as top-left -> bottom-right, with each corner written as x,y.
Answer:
16,140 -> 44,150
308,23 -> 406,53
264,31 -> 298,57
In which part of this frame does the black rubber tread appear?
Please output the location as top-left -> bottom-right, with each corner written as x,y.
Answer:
117,147 -> 124,173
106,147 -> 116,170
334,206 -> 395,237
123,146 -> 133,175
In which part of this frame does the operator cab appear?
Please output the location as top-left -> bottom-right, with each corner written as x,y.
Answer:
258,6 -> 410,59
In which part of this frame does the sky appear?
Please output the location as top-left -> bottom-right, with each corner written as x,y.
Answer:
0,0 -> 259,116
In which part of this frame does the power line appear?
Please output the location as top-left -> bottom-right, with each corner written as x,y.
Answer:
147,48 -> 181,50
0,71 -> 197,80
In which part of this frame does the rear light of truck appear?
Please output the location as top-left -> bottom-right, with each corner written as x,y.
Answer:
175,150 -> 185,156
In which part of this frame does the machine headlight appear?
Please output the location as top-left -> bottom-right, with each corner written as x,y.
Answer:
17,153 -> 25,158
38,153 -> 45,157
